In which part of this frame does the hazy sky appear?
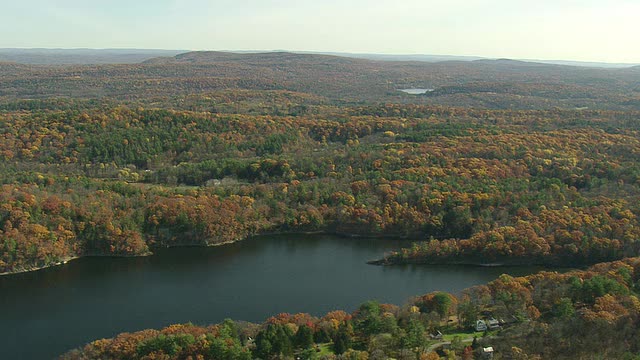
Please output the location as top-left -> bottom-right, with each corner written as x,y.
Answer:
2,0 -> 639,63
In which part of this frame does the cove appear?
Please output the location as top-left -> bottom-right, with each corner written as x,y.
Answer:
0,234 -> 550,359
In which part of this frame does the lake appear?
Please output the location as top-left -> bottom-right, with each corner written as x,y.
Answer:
0,234 -> 549,359
399,88 -> 434,95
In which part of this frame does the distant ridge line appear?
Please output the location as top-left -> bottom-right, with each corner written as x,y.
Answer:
0,48 -> 638,68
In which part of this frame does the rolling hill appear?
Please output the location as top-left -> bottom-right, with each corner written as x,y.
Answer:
0,51 -> 638,109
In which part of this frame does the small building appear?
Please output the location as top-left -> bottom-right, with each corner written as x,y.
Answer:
487,318 -> 500,329
475,320 -> 487,331
206,179 -> 222,186
482,346 -> 494,359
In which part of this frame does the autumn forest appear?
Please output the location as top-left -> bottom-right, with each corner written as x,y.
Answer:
2,51 -> 640,359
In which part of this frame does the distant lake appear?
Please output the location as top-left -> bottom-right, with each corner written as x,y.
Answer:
399,88 -> 434,94
0,234 -> 551,359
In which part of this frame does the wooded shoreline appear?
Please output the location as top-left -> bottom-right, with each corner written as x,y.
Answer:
0,229 -> 412,276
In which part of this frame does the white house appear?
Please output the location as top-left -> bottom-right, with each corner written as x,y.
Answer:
475,320 -> 487,331
482,346 -> 494,359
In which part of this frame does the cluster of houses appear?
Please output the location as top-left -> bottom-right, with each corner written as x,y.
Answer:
474,318 -> 499,358
474,318 -> 500,331
429,317 -> 500,358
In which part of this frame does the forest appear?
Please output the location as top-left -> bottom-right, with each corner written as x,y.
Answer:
2,94 -> 640,273
1,51 -> 640,358
1,52 -> 639,109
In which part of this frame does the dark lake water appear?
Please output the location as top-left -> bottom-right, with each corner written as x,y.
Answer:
0,234 -> 549,359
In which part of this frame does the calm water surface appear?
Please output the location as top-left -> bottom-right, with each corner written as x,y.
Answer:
1,234 -> 549,359
399,88 -> 434,94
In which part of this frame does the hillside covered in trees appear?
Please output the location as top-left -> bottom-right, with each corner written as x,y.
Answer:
2,52 -> 640,358
2,51 -> 640,109
2,91 -> 640,274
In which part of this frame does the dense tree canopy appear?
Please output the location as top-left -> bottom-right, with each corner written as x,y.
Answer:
2,96 -> 640,273
3,52 -> 640,359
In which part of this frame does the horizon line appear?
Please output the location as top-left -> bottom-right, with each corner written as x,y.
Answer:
1,47 -> 639,67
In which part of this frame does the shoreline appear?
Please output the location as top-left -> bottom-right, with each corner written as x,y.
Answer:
1,233 -> 267,277
366,255 -> 590,268
0,256 -> 81,276
367,258 -> 517,267
0,229 -> 575,276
